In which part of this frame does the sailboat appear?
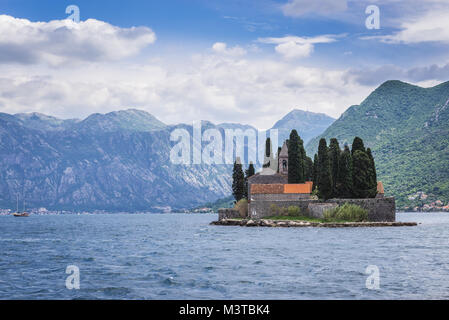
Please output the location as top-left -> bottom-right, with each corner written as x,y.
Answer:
13,195 -> 29,217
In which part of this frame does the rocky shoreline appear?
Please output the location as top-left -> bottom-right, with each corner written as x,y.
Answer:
211,218 -> 418,228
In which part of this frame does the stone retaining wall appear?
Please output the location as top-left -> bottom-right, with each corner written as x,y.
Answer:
247,197 -> 396,222
308,203 -> 338,219
218,208 -> 241,221
249,199 -> 318,219
326,198 -> 396,222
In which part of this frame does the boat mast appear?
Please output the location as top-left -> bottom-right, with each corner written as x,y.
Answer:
16,195 -> 19,212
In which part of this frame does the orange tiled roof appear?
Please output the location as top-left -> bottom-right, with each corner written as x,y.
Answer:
284,182 -> 313,194
251,184 -> 284,194
377,181 -> 385,194
251,182 -> 313,194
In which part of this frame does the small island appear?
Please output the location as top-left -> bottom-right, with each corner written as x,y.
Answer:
213,132 -> 417,228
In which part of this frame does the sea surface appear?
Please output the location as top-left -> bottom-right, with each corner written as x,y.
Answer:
1,212 -> 449,300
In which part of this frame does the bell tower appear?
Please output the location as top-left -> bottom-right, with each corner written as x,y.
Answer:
278,141 -> 288,176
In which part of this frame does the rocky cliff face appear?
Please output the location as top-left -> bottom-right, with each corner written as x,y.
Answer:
0,110 -> 232,211
0,108 -> 332,211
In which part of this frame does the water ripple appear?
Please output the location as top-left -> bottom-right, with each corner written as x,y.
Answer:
1,212 -> 449,299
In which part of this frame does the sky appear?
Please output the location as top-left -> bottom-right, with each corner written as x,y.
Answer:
0,0 -> 449,129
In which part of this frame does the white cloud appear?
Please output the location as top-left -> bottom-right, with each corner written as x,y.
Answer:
257,35 -> 341,59
281,0 -> 348,17
361,3 -> 449,44
387,11 -> 449,43
212,42 -> 247,56
0,15 -> 156,66
275,42 -> 313,59
346,63 -> 449,86
6,13 -> 444,131
0,52 -> 372,129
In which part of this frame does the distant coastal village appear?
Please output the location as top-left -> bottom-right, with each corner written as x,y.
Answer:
402,192 -> 449,212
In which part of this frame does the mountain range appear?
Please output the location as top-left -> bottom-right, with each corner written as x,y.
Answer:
0,108 -> 328,211
1,80 -> 448,211
306,80 -> 449,207
271,109 -> 335,144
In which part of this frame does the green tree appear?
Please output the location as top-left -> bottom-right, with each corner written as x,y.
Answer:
366,148 -> 378,198
277,146 -> 281,173
351,136 -> 365,155
336,145 -> 353,198
352,150 -> 372,198
317,138 -> 333,200
263,137 -> 272,168
247,162 -> 255,177
243,162 -> 255,199
288,130 -> 304,183
313,153 -> 318,186
232,158 -> 245,201
299,136 -> 306,182
304,156 -> 314,181
265,137 -> 271,158
328,138 -> 341,196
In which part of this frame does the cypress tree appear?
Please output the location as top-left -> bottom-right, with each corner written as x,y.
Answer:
263,137 -> 272,168
243,181 -> 248,200
317,138 -> 333,200
351,136 -> 365,155
304,156 -> 314,181
366,148 -> 377,198
298,136 -> 306,183
336,145 -> 353,198
313,154 -> 318,186
277,146 -> 281,173
352,150 -> 372,198
288,130 -> 304,183
232,158 -> 245,201
244,162 -> 255,199
265,137 -> 271,158
247,162 -> 255,177
328,138 -> 341,196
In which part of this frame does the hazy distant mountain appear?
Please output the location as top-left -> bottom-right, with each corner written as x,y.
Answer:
0,110 -> 229,211
271,109 -> 335,144
217,123 -> 257,131
14,112 -> 79,131
0,108 -> 336,211
77,109 -> 167,132
306,80 -> 449,207
7,85 -> 448,212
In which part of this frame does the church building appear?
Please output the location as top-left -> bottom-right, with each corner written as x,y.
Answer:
247,139 -> 313,204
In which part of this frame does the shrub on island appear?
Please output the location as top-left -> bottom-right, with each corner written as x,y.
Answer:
269,204 -> 303,217
323,203 -> 368,222
287,206 -> 301,216
234,198 -> 248,218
